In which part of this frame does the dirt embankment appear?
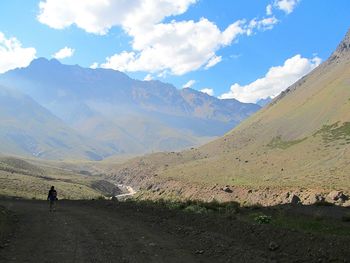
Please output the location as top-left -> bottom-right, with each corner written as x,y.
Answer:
136,179 -> 350,207
106,157 -> 350,207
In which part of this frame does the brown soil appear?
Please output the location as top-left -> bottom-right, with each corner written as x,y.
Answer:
0,199 -> 349,262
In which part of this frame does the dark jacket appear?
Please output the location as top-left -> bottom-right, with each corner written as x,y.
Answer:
48,189 -> 57,201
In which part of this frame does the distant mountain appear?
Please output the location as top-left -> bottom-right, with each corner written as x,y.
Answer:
111,28 -> 350,202
0,86 -> 111,160
256,97 -> 272,107
0,59 -> 260,156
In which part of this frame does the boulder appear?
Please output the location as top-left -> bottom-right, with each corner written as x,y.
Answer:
223,186 -> 233,193
290,194 -> 301,205
327,191 -> 348,203
269,241 -> 279,251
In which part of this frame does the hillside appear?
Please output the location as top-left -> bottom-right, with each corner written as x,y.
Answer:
0,86 -> 114,160
0,59 -> 259,155
0,155 -> 121,199
108,28 -> 350,205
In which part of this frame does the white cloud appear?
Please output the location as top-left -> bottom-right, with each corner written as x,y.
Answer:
90,62 -> 98,69
38,0 -> 282,76
101,18 -> 250,75
52,46 -> 74,59
182,80 -> 196,89
266,4 -> 273,15
38,0 -> 197,35
220,54 -> 321,103
0,32 -> 36,74
274,0 -> 300,14
230,54 -> 242,59
247,16 -> 279,35
144,74 -> 153,81
200,88 -> 214,96
205,55 -> 222,69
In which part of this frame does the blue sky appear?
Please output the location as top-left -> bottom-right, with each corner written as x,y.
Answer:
0,0 -> 349,103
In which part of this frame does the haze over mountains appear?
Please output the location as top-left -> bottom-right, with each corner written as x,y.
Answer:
0,59 -> 260,160
110,29 -> 350,202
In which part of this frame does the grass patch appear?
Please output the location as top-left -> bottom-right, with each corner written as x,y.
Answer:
271,213 -> 350,236
133,198 -> 240,215
254,214 -> 272,224
314,122 -> 350,143
267,136 -> 307,149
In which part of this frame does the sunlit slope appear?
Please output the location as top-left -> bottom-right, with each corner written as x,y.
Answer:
153,29 -> 350,190
0,156 -> 121,199
0,86 -> 112,160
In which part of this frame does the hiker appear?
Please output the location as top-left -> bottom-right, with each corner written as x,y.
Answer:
47,186 -> 58,212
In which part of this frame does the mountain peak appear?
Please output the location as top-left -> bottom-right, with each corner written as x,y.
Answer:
336,28 -> 350,52
329,28 -> 350,61
29,57 -> 62,67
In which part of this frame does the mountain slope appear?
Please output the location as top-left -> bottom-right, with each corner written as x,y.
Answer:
0,60 -> 260,155
110,28 -> 350,202
0,86 -> 111,160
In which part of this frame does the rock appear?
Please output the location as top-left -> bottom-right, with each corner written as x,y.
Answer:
343,200 -> 350,207
315,194 -> 325,203
306,194 -> 325,204
223,186 -> 233,193
195,250 -> 204,254
327,191 -> 348,203
290,194 -> 301,205
269,241 -> 279,251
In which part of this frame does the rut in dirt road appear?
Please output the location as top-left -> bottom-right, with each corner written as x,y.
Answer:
1,199 -> 350,263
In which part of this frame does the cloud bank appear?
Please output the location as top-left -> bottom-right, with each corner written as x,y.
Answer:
200,88 -> 214,96
52,46 -> 74,59
220,54 -> 321,103
38,0 -> 280,76
182,79 -> 196,89
0,32 -> 36,74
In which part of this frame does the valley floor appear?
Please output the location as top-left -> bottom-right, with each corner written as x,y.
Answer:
0,199 -> 349,262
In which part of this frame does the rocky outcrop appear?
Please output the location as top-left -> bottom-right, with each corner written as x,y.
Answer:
326,191 -> 348,203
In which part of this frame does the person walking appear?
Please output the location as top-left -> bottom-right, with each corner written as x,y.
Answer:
47,186 -> 58,212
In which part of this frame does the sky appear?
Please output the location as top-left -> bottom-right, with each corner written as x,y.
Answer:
0,0 -> 349,103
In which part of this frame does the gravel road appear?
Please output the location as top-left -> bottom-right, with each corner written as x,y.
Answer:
0,199 -> 349,263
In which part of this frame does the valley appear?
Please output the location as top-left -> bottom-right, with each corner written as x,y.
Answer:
100,29 -> 350,207
1,1 -> 350,262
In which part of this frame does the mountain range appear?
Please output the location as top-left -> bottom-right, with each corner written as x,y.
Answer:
109,28 -> 350,203
0,59 -> 260,160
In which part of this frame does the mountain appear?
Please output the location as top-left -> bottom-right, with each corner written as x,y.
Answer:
0,86 -> 112,160
256,97 -> 272,107
0,59 -> 260,156
109,28 -> 350,204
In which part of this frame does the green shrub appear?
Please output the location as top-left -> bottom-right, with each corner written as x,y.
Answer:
254,214 -> 272,224
184,204 -> 208,214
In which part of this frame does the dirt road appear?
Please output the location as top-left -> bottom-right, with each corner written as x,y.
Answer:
0,199 -> 349,263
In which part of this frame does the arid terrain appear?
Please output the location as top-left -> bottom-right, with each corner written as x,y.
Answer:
1,198 -> 350,262
100,29 -> 350,206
